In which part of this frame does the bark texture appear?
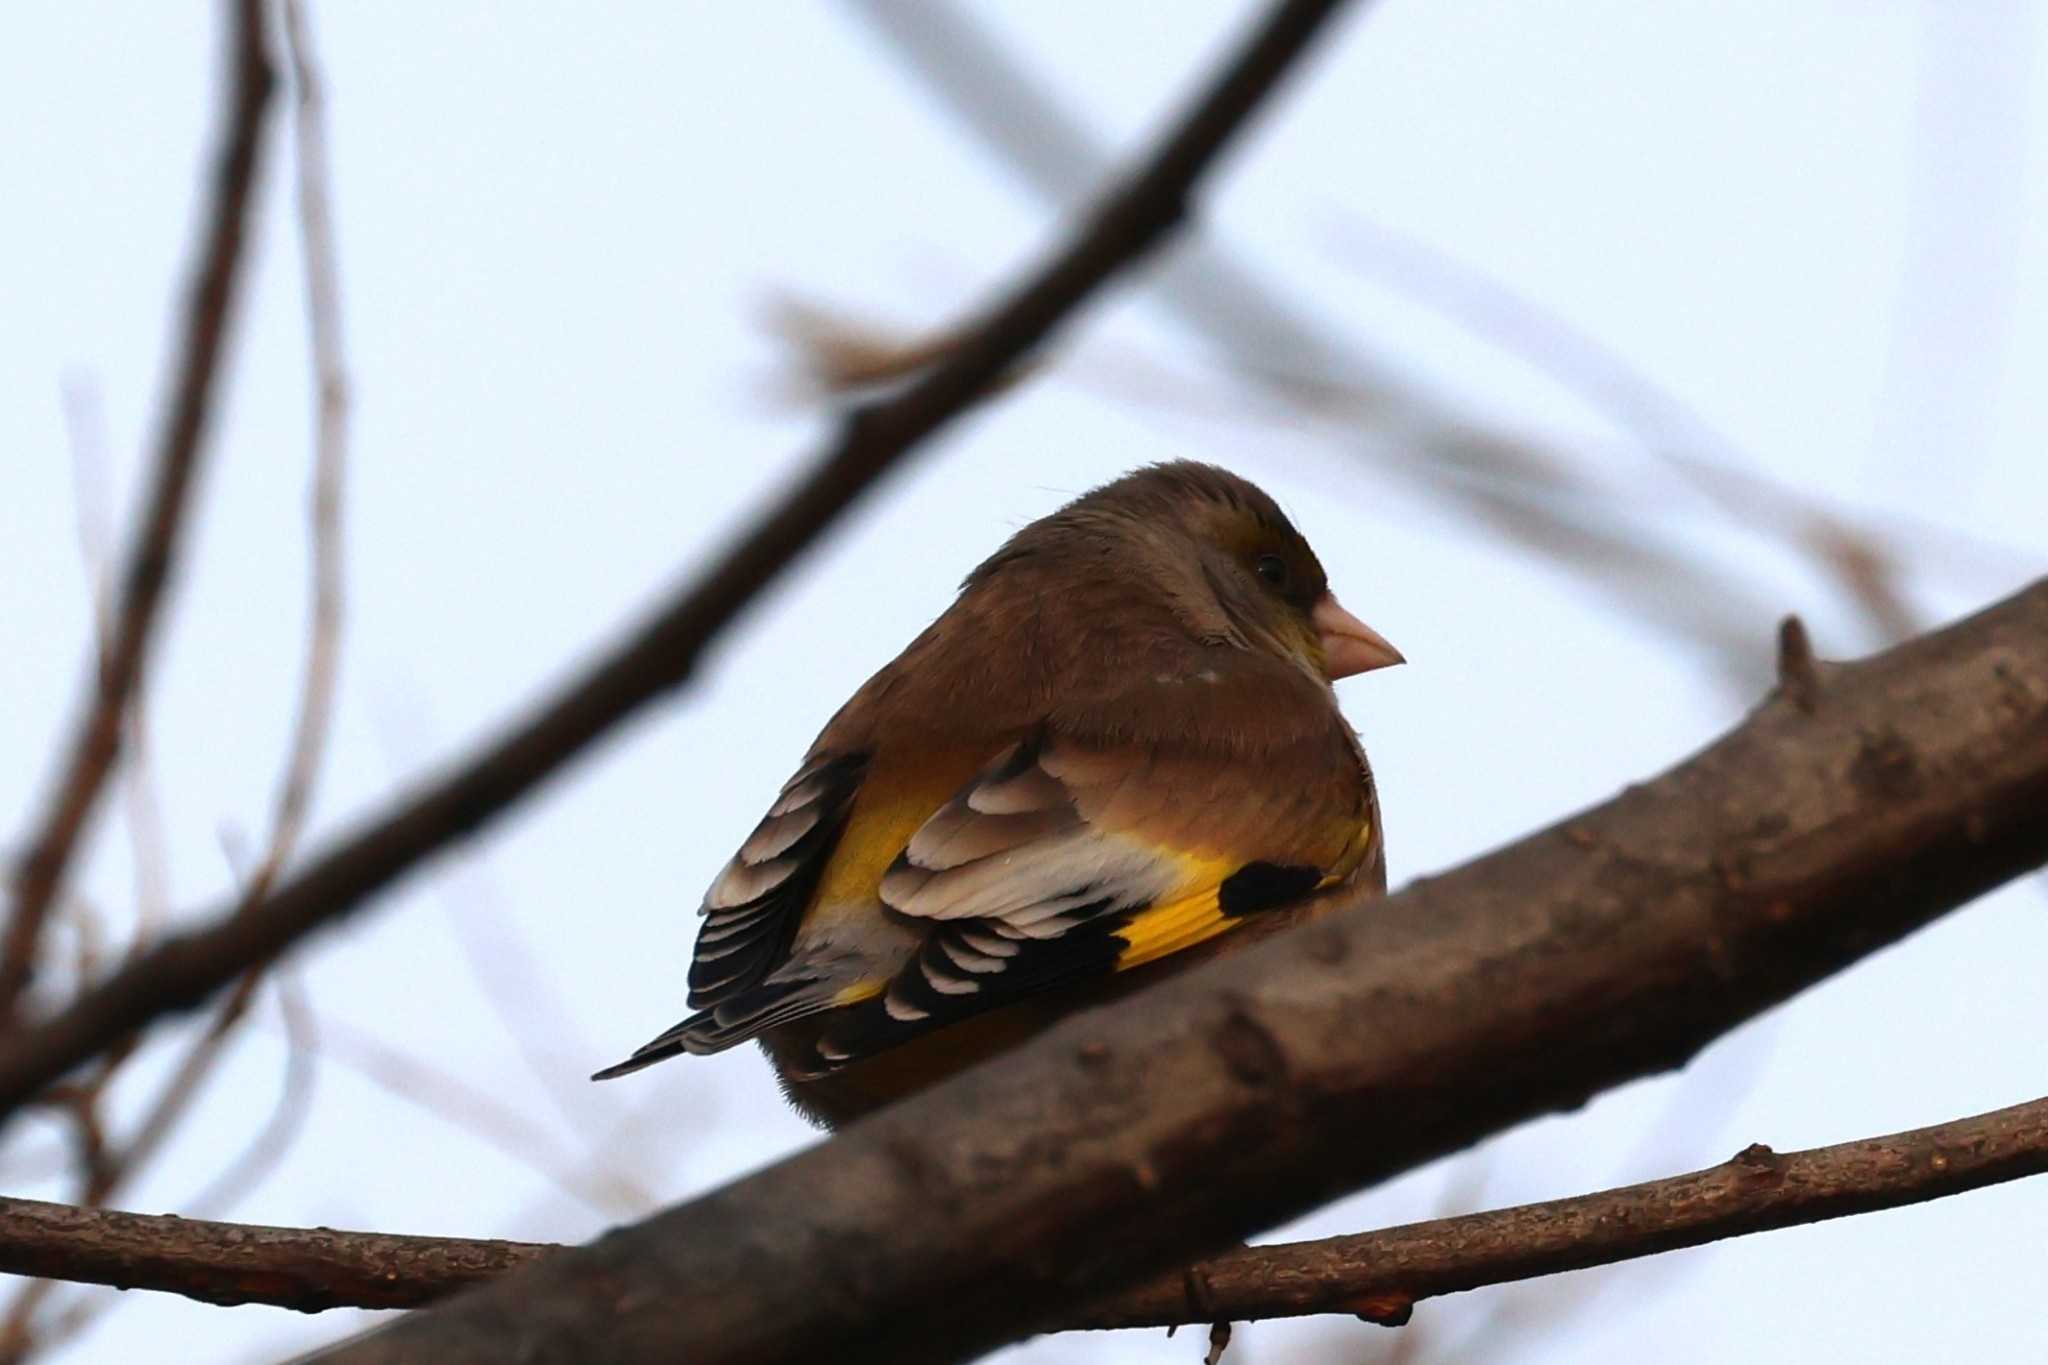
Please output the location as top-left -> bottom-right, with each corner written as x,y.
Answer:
315,582 -> 2048,1364
0,1200 -> 549,1313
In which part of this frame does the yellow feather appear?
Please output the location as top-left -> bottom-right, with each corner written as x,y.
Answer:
1112,885 -> 1234,972
831,979 -> 885,1006
1112,818 -> 1370,975
807,752 -> 986,921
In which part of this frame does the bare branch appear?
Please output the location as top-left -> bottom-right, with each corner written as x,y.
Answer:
316,578 -> 2048,1365
240,0 -> 350,911
2,0 -> 277,1009
1078,1094 -> 2048,1329
0,0 -> 1368,1120
0,1199 -> 550,1314
841,0 -> 1960,679
0,1095 -> 2040,1331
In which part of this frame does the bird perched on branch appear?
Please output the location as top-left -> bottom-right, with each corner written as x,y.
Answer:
595,463 -> 1401,1128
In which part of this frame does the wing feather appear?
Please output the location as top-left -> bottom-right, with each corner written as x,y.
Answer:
800,730 -> 1368,1074
685,753 -> 866,1012
601,675 -> 1375,1086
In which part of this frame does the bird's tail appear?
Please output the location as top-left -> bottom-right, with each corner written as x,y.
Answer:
591,978 -> 841,1081
589,1010 -> 717,1080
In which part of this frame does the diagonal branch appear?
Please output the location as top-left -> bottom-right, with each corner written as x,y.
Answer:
1,0 -> 277,1010
841,0 -> 1971,678
0,1095 -> 2043,1327
0,0 -> 1368,1121
316,580 -> 2048,1365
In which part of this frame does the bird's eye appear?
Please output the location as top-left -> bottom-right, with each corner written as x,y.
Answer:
1255,553 -> 1288,588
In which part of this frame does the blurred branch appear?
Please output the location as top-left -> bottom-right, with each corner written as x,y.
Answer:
0,0 -> 1367,1120
0,924 -> 273,1359
237,0 -> 350,913
184,972 -> 318,1219
434,865 -> 608,1137
1312,217 -> 1985,650
325,583 -> 2048,1365
840,0 -> 1970,680
1,0 -> 277,1010
60,375 -> 173,943
0,978 -> 258,1362
0,17 -> 352,1346
1,1094 -> 2040,1323
307,1013 -> 650,1219
71,376 -> 175,949
370,688 -> 615,1136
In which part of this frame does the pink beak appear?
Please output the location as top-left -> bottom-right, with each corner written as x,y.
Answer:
1312,594 -> 1405,679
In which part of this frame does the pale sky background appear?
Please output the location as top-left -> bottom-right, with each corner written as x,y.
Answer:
2,3 -> 2046,1362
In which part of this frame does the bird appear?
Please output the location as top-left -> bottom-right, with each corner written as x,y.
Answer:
593,462 -> 1401,1128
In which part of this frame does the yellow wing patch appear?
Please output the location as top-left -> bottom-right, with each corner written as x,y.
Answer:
1112,885 -> 1234,972
807,751 -> 989,922
1112,819 -> 1368,975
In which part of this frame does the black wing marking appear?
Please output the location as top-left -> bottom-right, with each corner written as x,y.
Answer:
686,752 -> 866,1011
594,752 -> 867,1081
802,905 -> 1135,1077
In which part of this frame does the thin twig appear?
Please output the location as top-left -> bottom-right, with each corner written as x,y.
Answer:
60,373 -> 176,948
0,34 -> 349,1329
184,971 -> 318,1220
238,0 -> 350,914
98,969 -> 267,1208
372,691 -> 608,1135
304,1014 -> 650,1219
0,1096 -> 2039,1323
1,0 -> 277,1010
1316,215 -> 1955,648
0,0 -> 1368,1121
436,868 -> 604,1137
1077,1095 -> 2048,1329
11,28 -> 358,1342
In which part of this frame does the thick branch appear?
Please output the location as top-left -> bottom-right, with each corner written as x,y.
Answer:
2,1096 -> 2043,1327
315,579 -> 2048,1364
0,0 -> 1364,1121
1,0 -> 276,1009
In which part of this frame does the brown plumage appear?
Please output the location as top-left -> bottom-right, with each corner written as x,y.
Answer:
594,462 -> 1401,1128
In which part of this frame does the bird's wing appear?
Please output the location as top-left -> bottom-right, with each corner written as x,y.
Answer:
596,680 -> 1374,1083
797,718 -> 1374,1074
685,751 -> 870,1009
590,751 -> 869,1079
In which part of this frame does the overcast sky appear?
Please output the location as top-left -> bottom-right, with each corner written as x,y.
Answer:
3,3 -> 2045,1361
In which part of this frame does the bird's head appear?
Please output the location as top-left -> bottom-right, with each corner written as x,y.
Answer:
978,462 -> 1403,685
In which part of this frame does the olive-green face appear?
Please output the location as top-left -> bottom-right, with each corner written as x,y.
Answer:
1195,503 -> 1334,668
1239,524 -> 1327,616
1034,462 -> 1341,666
1202,498 -> 1328,614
